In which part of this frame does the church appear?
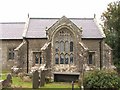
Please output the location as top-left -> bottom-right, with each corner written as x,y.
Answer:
0,16 -> 112,81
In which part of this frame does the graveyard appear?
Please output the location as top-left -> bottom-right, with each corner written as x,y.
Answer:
0,70 -> 79,89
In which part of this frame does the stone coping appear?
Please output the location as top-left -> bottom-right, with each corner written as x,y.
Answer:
53,72 -> 80,75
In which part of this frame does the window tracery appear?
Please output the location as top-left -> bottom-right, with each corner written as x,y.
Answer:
54,28 -> 74,64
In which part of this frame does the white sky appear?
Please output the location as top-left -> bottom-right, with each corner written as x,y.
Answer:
0,0 -> 118,23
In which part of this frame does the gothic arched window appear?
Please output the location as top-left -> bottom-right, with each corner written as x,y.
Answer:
70,41 -> 73,52
60,54 -> 64,64
54,28 -> 74,64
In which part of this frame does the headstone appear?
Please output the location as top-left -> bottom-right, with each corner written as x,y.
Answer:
72,81 -> 74,90
2,74 -> 12,88
7,74 -> 12,80
32,70 -> 39,89
40,70 -> 45,87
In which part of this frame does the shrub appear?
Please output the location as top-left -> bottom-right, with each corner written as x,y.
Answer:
83,69 -> 120,89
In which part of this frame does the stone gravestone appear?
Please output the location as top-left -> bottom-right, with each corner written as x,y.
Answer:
32,70 -> 39,89
2,74 -> 12,88
40,70 -> 45,87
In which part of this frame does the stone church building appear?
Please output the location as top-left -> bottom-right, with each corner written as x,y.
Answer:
0,16 -> 112,81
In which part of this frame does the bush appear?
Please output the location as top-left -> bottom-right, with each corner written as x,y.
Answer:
83,69 -> 120,89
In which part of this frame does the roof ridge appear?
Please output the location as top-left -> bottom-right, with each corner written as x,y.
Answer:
0,22 -> 25,24
30,18 -> 59,19
70,18 -> 94,20
30,17 -> 94,20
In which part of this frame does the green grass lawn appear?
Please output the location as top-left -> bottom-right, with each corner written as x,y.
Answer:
1,71 -> 79,89
43,82 -> 79,88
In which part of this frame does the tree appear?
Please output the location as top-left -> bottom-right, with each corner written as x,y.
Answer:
101,1 -> 120,68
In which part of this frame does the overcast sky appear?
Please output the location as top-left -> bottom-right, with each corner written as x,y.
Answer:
0,0 -> 118,23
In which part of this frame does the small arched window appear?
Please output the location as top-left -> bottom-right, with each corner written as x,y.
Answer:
65,54 -> 69,64
88,52 -> 95,65
70,41 -> 73,52
55,54 -> 59,64
34,52 -> 42,64
89,53 -> 92,64
70,54 -> 73,64
60,54 -> 64,64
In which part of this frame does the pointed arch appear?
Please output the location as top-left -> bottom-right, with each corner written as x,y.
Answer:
60,41 -> 64,52
65,41 -> 69,52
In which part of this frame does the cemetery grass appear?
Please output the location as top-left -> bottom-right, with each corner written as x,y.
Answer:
1,71 -> 79,88
1,71 -> 32,88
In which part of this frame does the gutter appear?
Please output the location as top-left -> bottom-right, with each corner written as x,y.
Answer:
99,40 -> 102,70
26,38 -> 29,73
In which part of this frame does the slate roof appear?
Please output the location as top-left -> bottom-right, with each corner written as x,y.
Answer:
26,18 -> 105,39
0,17 -> 105,39
0,22 -> 25,39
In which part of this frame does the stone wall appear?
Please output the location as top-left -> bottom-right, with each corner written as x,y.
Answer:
14,40 -> 28,72
27,39 -> 47,70
0,38 -> 112,73
82,39 -> 104,69
1,40 -> 22,70
103,44 -> 112,69
82,39 -> 112,69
